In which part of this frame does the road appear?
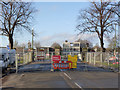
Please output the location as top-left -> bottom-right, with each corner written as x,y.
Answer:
1,60 -> 119,89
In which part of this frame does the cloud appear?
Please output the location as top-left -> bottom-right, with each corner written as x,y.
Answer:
39,32 -> 98,47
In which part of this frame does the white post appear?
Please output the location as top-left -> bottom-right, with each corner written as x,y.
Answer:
27,53 -> 28,63
23,54 -> 25,64
90,53 -> 92,64
15,54 -> 18,73
94,53 -> 96,66
107,53 -> 109,67
118,1 -> 120,73
51,52 -> 54,71
100,53 -> 103,66
87,52 -> 88,63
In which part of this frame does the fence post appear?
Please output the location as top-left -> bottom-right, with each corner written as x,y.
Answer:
108,53 -> 109,67
30,52 -> 31,62
27,53 -> 29,63
51,52 -> 54,71
86,52 -> 88,63
25,53 -> 27,64
94,53 -> 96,66
15,54 -> 18,73
23,53 -> 25,64
28,52 -> 30,63
90,53 -> 91,64
100,53 -> 103,66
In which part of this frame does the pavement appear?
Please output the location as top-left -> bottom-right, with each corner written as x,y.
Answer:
1,60 -> 119,89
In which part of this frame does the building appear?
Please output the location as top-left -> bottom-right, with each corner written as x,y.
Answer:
55,49 -> 60,55
35,47 -> 55,59
62,40 -> 87,57
51,42 -> 62,55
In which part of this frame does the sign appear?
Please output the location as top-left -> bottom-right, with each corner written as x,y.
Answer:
52,55 -> 61,61
37,56 -> 44,60
68,55 -> 77,68
82,48 -> 87,52
7,45 -> 10,50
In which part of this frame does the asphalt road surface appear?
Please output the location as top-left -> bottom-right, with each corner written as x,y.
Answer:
1,60 -> 119,89
17,60 -> 113,73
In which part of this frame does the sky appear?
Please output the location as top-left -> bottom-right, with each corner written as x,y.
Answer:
1,2 -> 117,48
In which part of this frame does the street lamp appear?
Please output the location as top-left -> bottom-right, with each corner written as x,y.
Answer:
32,28 -> 34,49
32,28 -> 34,61
118,1 -> 120,73
114,23 -> 117,57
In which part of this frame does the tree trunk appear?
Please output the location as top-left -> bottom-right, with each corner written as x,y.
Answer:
100,34 -> 106,52
8,34 -> 13,49
100,37 -> 104,52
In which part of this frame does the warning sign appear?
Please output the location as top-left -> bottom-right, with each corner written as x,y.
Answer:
52,55 -> 61,61
68,55 -> 77,68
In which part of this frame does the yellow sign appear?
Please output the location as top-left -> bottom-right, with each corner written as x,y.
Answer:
68,55 -> 77,68
82,48 -> 87,52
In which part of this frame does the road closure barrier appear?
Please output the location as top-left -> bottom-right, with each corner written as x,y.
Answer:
53,61 -> 72,69
68,55 -> 77,68
52,55 -> 72,70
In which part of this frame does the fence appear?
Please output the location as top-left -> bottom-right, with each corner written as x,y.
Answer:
15,52 -> 33,66
86,52 -> 119,71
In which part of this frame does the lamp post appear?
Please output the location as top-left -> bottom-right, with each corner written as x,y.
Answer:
118,1 -> 120,73
114,23 -> 117,57
32,28 -> 34,49
32,28 -> 34,61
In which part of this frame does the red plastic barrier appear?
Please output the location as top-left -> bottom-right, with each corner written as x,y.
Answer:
53,61 -> 72,69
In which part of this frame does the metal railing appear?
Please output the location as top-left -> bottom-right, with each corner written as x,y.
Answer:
86,52 -> 119,72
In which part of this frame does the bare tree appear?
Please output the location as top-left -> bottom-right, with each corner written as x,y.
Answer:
13,40 -> 18,48
0,1 -> 35,49
51,42 -> 61,49
76,0 -> 117,52
76,38 -> 93,48
34,41 -> 41,48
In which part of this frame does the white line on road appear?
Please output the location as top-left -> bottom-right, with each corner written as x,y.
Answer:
64,73 -> 71,80
74,82 -> 82,89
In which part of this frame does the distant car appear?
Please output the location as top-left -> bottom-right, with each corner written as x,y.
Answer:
0,48 -> 16,72
0,48 -> 9,71
77,59 -> 82,62
109,56 -> 119,64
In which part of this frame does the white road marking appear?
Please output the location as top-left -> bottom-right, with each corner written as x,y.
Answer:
74,82 -> 82,89
64,73 -> 71,80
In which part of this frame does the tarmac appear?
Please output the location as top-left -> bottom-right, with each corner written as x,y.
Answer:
1,60 -> 119,89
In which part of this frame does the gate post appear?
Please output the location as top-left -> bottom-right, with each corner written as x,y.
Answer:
15,54 -> 18,73
90,53 -> 92,64
94,53 -> 96,66
100,53 -> 103,66
51,52 -> 54,71
86,52 -> 88,63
